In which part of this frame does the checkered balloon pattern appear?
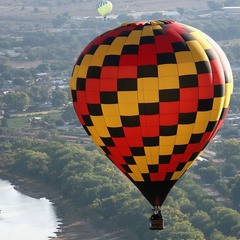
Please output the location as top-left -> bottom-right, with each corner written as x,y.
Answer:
70,20 -> 233,206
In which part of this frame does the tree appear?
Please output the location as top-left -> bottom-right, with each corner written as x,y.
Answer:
55,119 -> 65,126
220,125 -> 240,138
210,206 -> 240,236
13,149 -> 50,178
190,210 -> 215,236
200,198 -> 217,213
61,105 -> 77,122
214,180 -> 228,196
209,229 -> 227,240
198,166 -> 221,184
12,78 -> 26,87
51,89 -> 68,107
12,138 -> 34,150
207,1 -> 224,10
228,155 -> 240,169
158,220 -> 205,240
28,85 -> 50,104
222,163 -> 238,178
231,224 -> 240,239
52,14 -> 68,28
179,198 -> 196,215
1,117 -> 8,127
230,175 -> 240,209
218,212 -> 240,236
3,91 -> 30,111
214,139 -> 240,160
36,63 -> 50,72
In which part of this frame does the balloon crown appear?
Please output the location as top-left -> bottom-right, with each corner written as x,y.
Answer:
122,20 -> 175,27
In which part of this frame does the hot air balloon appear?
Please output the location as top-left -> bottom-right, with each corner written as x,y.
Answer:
97,0 -> 112,20
70,20 -> 233,230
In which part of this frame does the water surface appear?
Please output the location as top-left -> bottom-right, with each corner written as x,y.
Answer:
0,179 -> 61,240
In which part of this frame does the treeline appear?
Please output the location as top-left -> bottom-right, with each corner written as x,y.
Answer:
194,139 -> 240,210
0,137 -> 240,239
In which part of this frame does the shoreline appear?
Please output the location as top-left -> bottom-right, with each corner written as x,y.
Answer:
0,171 -> 126,240
0,172 -> 125,240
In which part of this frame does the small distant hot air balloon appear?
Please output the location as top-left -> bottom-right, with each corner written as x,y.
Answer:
70,20 -> 233,230
97,0 -> 112,20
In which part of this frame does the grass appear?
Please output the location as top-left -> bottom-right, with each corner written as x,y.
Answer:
8,116 -> 29,128
7,111 -> 63,128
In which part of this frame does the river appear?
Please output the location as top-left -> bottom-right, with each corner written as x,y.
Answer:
0,179 -> 61,240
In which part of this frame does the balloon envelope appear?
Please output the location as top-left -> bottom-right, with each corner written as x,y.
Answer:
97,0 -> 112,18
70,20 -> 233,206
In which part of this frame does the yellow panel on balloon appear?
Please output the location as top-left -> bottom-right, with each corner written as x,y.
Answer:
78,65 -> 89,78
141,25 -> 154,36
192,122 -> 207,134
177,62 -> 197,76
128,173 -> 144,182
227,80 -> 234,94
182,161 -> 194,172
159,145 -> 174,155
101,104 -> 120,116
138,90 -> 159,103
195,111 -> 212,123
175,52 -> 194,64
134,156 -> 148,165
95,126 -> 110,138
89,116 -> 110,137
152,23 -> 163,30
128,166 -> 144,181
224,83 -> 233,107
118,92 -> 138,104
171,171 -> 183,180
171,162 -> 194,180
212,97 -> 224,110
107,37 -> 127,55
88,128 -> 105,145
91,116 -> 107,127
137,164 -> 150,174
125,31 -> 142,45
190,32 -> 212,50
209,109 -> 222,121
142,148 -> 158,165
175,134 -> 191,145
177,124 -> 194,135
104,116 -> 122,127
90,45 -> 109,66
80,54 -> 93,66
149,154 -> 159,165
186,41 -> 209,62
159,136 -> 176,146
158,76 -> 179,90
70,65 -> 79,90
138,78 -> 159,91
158,64 -> 179,77
144,146 -> 159,156
119,103 -> 139,116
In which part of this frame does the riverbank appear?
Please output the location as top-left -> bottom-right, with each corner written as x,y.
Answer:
0,172 -> 125,240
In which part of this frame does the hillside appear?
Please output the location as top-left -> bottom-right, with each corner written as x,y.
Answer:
0,0 -> 219,21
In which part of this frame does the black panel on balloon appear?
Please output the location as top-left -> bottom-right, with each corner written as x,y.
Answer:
134,181 -> 177,206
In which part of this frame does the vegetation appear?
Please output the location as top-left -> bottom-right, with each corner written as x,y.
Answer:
0,137 -> 240,239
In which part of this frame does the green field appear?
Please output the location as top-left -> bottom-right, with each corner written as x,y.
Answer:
7,111 -> 63,128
